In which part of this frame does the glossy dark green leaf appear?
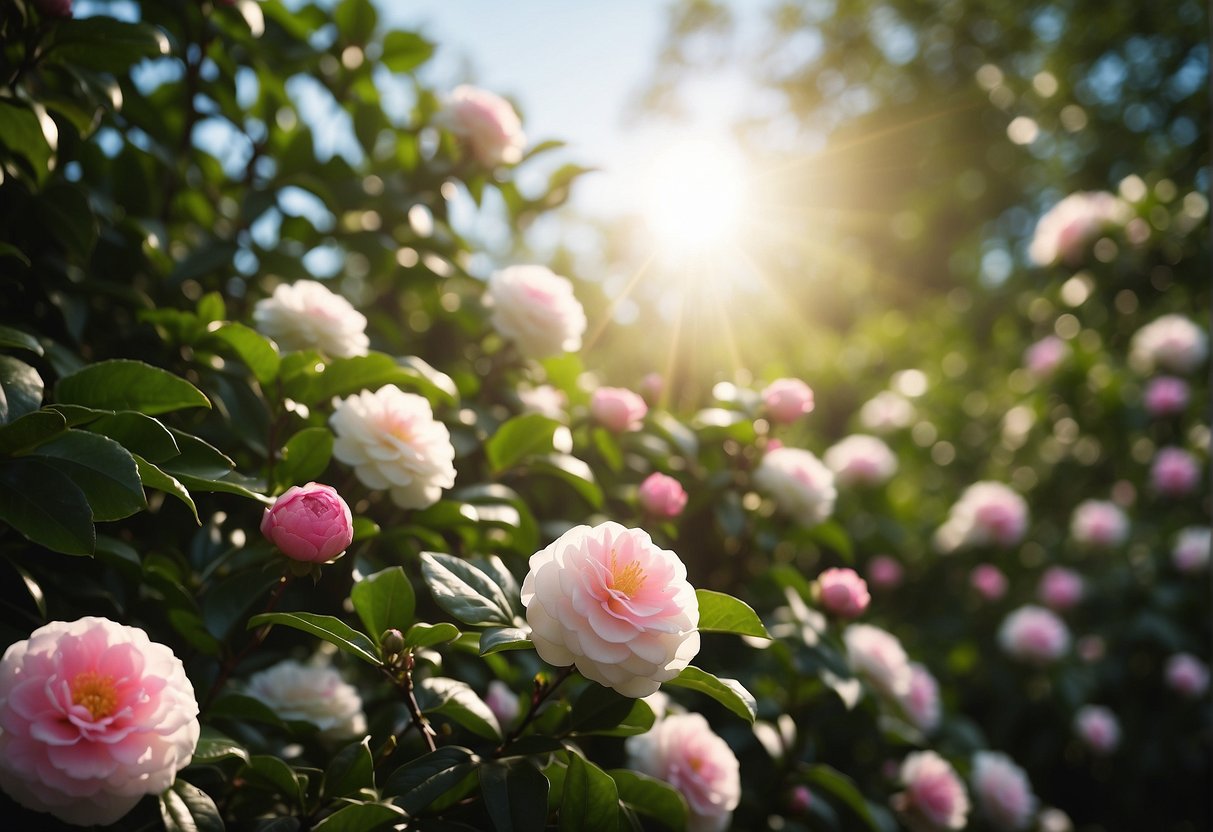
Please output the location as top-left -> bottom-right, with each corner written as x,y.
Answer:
420,551 -> 516,627
404,621 -> 461,648
479,626 -> 532,655
334,0 -> 377,43
0,458 -> 94,554
558,754 -> 618,832
45,18 -> 170,72
417,677 -> 502,740
663,666 -> 757,722
248,612 -> 381,666
486,413 -> 560,473
382,31 -> 435,72
323,737 -> 376,799
695,589 -> 771,639
0,325 -> 42,356
276,426 -> 334,490
28,430 -> 143,523
527,454 -> 603,509
0,409 -> 67,455
244,755 -> 307,808
805,765 -> 880,830
311,802 -> 406,832
87,411 -> 180,462
191,726 -> 250,765
609,770 -> 689,830
56,360 -> 210,416
568,684 -> 654,737
160,779 -> 223,832
350,566 -> 415,646
132,456 -> 199,523
0,100 -> 52,184
0,354 -> 43,424
383,746 -> 476,811
202,322 -> 281,384
480,763 -> 550,832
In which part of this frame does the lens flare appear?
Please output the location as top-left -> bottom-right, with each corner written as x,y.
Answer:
643,138 -> 749,258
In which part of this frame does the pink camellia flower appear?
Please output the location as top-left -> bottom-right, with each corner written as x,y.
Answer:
1076,635 -> 1105,663
867,555 -> 904,590
970,564 -> 1009,602
1172,526 -> 1210,573
1073,705 -> 1120,754
245,659 -> 365,741
1069,500 -> 1129,548
815,568 -> 871,619
899,662 -> 941,735
440,85 -> 526,167
487,265 -> 586,359
753,447 -> 837,527
484,680 -> 520,726
789,785 -> 813,814
521,521 -> 699,697
971,751 -> 1037,831
1028,191 -> 1128,266
638,472 -> 688,519
1143,376 -> 1190,418
1165,653 -> 1210,699
935,482 -> 1028,553
892,750 -> 970,831
640,372 -> 664,404
0,618 -> 200,826
1036,566 -> 1084,612
1129,314 -> 1209,375
260,482 -> 354,563
591,386 -> 648,433
761,378 -> 815,424
36,0 -> 72,17
1023,336 -> 1070,379
824,434 -> 898,487
626,713 -> 741,832
859,390 -> 916,433
1150,447 -> 1201,497
998,605 -> 1071,665
844,624 -> 912,699
253,279 -> 370,358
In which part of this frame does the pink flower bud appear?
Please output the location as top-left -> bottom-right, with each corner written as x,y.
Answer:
640,372 -> 664,404
762,378 -> 815,424
441,85 -> 525,167
1165,653 -> 1210,699
590,387 -> 648,433
261,483 -> 354,563
998,605 -> 1070,665
1150,447 -> 1201,497
867,555 -> 904,590
1172,527 -> 1210,573
1143,376 -> 1190,418
816,567 -> 871,619
789,785 -> 813,814
1069,500 -> 1129,548
970,564 -> 1008,601
1036,566 -> 1084,611
637,472 -> 688,519
1073,705 -> 1120,754
1023,336 -> 1070,378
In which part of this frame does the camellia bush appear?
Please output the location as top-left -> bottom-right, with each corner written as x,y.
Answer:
0,1 -> 1208,832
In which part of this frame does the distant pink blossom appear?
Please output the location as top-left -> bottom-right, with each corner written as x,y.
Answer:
1036,567 -> 1084,612
1028,191 -> 1128,266
998,605 -> 1071,665
845,624 -> 912,699
485,680 -> 520,726
815,568 -> 871,619
1069,500 -> 1129,548
1149,447 -> 1201,497
441,85 -> 525,167
1076,635 -> 1105,663
971,751 -> 1037,831
859,390 -> 916,433
753,447 -> 837,527
789,785 -> 812,814
1143,376 -> 1190,418
1130,314 -> 1208,375
867,555 -> 904,590
36,0 -> 73,18
900,662 -> 941,734
591,387 -> 648,433
1165,653 -> 1210,699
640,372 -> 664,404
762,378 -> 815,424
261,483 -> 354,563
971,564 -> 1009,601
638,472 -> 688,519
824,434 -> 898,487
936,482 -> 1028,553
1023,336 -> 1070,378
1073,705 -> 1120,754
1172,527 -> 1210,573
893,750 -> 970,830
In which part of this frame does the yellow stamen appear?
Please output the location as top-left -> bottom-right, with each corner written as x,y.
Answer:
70,671 -> 118,720
610,550 -> 647,597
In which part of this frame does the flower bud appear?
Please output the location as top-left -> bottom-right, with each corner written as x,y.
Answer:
261,482 -> 354,563
380,629 -> 405,656
761,378 -> 814,424
815,567 -> 870,619
637,472 -> 688,519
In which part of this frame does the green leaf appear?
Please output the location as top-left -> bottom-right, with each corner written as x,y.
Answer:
276,427 -> 334,491
527,454 -> 603,509
324,737 -> 375,799
804,765 -> 880,830
163,429 -> 235,478
486,413 -> 560,473
196,292 -> 227,324
695,589 -> 771,639
568,685 -> 654,737
0,325 -> 42,356
248,612 -> 382,666
159,779 -> 223,832
417,677 -> 502,740
209,693 -> 287,729
174,470 -> 270,505
202,322 -> 281,384
45,18 -> 170,72
382,30 -> 435,73
0,409 -> 67,455
133,455 -> 199,523
663,667 -> 757,722
397,355 -> 460,406
284,352 -> 457,408
56,360 -> 210,416
384,747 -> 477,812
87,411 -> 180,462
350,566 -> 415,645
404,621 -> 461,649
592,427 -> 623,473
480,763 -> 550,832
312,803 -> 406,832
808,520 -> 854,562
0,100 -> 52,184
479,626 -> 532,655
0,242 -> 31,267
244,755 -> 307,808
31,430 -> 146,521
420,551 -> 516,627
559,754 -> 618,832
0,458 -> 94,554
39,182 -> 97,259
0,355 -> 43,424
609,770 -> 689,830
191,726 -> 250,765
335,0 -> 378,43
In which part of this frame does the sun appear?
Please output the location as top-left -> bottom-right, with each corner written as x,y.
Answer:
642,138 -> 750,259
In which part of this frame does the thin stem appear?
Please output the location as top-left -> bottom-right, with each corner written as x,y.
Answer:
201,572 -> 291,711
381,651 -> 437,754
497,665 -> 575,753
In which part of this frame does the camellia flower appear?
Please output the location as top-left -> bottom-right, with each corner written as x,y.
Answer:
998,605 -> 1070,665
1143,376 -> 1190,418
36,0 -> 73,17
1165,653 -> 1210,699
517,384 -> 567,420
971,564 -> 1009,601
859,390 -> 916,433
330,385 -> 457,509
1023,336 -> 1070,379
1069,499 -> 1129,548
261,482 -> 354,563
899,662 -> 941,735
591,387 -> 648,433
245,659 -> 366,740
0,617 -> 200,826
253,279 -> 369,358
892,750 -> 970,831
626,713 -> 741,832
1149,447 -> 1201,498
484,680 -> 520,727
638,472 -> 688,519
520,522 -> 700,698
844,623 -> 912,699
1028,190 -> 1128,266
762,378 -> 815,424
1036,567 -> 1084,611
935,482 -> 1029,553
815,568 -> 871,619
789,785 -> 813,814
1073,705 -> 1120,754
440,84 -> 526,167
640,372 -> 664,404
753,447 -> 837,527
867,555 -> 904,590
486,265 -> 586,358
1129,314 -> 1209,375
823,434 -> 898,487
1172,526 -> 1210,573
971,751 -> 1037,831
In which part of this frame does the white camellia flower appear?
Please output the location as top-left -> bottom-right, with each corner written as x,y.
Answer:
253,279 -> 369,358
824,434 -> 898,487
1028,191 -> 1128,267
844,623 -> 913,700
245,659 -> 366,741
1069,499 -> 1129,548
486,265 -> 587,359
440,85 -> 526,167
330,385 -> 457,509
520,521 -> 700,698
753,447 -> 837,526
1129,314 -> 1209,375
859,390 -> 916,433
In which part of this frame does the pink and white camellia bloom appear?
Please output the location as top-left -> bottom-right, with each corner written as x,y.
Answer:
484,680 -> 520,727
520,522 -> 700,698
1165,653 -> 1210,699
0,617 -> 200,826
1073,705 -> 1120,755
970,751 -> 1038,831
892,750 -> 970,831
866,555 -> 904,590
626,712 -> 741,832
761,378 -> 815,424
899,662 -> 941,735
1129,314 -> 1209,375
638,472 -> 688,519
440,85 -> 526,167
330,385 -> 457,510
935,481 -> 1029,553
753,447 -> 837,527
998,605 -> 1071,665
1023,336 -> 1070,379
486,265 -> 587,359
815,568 -> 871,619
1143,376 -> 1190,418
591,387 -> 648,433
859,390 -> 916,433
1069,499 -> 1129,548
844,623 -> 913,700
970,564 -> 1009,602
245,659 -> 366,741
253,279 -> 369,358
1036,566 -> 1085,612
1149,447 -> 1201,498
823,434 -> 898,487
517,383 -> 567,420
1028,190 -> 1128,267
260,482 -> 354,563
1172,526 -> 1210,573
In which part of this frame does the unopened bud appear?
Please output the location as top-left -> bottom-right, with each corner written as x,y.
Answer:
381,629 -> 405,656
